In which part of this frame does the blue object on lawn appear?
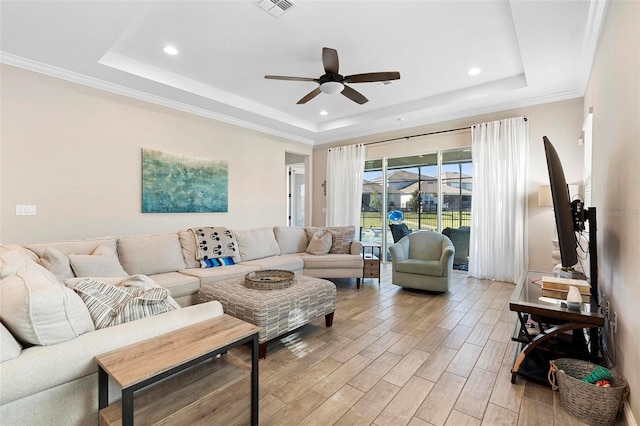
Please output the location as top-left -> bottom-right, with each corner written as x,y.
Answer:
388,210 -> 404,223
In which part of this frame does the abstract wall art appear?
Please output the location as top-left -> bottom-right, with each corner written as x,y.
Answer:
142,148 -> 228,213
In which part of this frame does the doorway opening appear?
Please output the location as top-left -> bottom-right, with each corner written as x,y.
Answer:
286,152 -> 308,227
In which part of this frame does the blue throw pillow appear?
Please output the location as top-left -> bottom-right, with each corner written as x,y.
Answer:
200,257 -> 236,268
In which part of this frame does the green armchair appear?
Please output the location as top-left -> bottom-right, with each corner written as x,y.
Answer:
389,231 -> 455,292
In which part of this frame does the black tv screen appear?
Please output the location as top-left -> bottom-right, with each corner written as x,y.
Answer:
543,136 -> 578,267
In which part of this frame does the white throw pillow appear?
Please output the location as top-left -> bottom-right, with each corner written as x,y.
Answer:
68,245 -> 128,278
25,237 -> 117,258
39,247 -> 74,281
305,226 -> 355,254
305,231 -> 332,255
0,268 -> 95,345
0,246 -> 33,279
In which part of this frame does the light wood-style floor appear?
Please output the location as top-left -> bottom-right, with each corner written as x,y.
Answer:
223,264 -> 620,426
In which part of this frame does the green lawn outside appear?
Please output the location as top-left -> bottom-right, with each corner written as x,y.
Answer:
360,210 -> 471,233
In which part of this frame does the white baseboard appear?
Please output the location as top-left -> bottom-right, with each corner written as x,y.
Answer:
624,402 -> 637,426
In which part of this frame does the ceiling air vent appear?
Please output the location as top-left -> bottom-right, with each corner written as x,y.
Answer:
258,0 -> 295,18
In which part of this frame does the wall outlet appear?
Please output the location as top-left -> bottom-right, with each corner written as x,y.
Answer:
612,311 -> 618,334
16,205 -> 37,215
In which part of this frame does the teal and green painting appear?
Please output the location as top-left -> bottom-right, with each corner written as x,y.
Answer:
142,148 -> 228,213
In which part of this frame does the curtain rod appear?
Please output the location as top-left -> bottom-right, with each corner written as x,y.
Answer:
363,117 -> 528,147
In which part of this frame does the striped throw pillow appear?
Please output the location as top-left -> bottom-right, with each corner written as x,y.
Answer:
73,278 -> 175,329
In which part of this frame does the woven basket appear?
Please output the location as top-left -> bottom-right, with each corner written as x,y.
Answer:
549,358 -> 629,426
244,270 -> 295,290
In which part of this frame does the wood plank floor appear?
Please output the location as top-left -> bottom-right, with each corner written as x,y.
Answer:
223,264 -> 623,426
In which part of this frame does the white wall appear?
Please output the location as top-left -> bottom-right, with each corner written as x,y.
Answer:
313,98 -> 585,273
0,64 -> 313,244
584,0 -> 639,418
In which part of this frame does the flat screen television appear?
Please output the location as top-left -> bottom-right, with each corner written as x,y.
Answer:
543,136 -> 578,268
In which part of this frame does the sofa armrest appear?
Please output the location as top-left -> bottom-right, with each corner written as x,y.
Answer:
0,301 -> 224,406
350,240 -> 363,255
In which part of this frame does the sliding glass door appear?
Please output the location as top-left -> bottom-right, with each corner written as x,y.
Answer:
360,148 -> 472,263
360,159 -> 386,243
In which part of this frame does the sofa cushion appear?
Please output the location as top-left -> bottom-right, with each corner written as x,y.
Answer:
273,226 -> 308,254
305,230 -> 332,255
179,264 -> 260,286
234,227 -> 281,261
0,322 -> 22,362
305,226 -> 355,254
38,247 -> 74,281
147,272 -> 201,300
117,233 -> 186,275
72,278 -> 175,329
68,245 -> 128,278
25,237 -> 117,259
241,254 -> 304,272
0,268 -> 95,346
300,253 -> 363,269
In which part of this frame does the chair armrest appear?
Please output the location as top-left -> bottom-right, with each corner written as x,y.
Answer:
389,242 -> 407,263
440,246 -> 455,266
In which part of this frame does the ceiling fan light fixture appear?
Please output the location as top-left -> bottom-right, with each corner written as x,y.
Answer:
468,67 -> 482,76
163,45 -> 179,55
320,81 -> 344,95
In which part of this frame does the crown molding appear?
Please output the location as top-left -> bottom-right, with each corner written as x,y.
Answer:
0,52 -> 586,148
0,52 -> 315,146
313,88 -> 584,146
577,0 -> 609,92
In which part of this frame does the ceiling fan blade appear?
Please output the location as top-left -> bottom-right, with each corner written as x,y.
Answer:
341,85 -> 368,104
265,75 -> 318,82
345,71 -> 401,83
322,47 -> 339,74
297,87 -> 322,104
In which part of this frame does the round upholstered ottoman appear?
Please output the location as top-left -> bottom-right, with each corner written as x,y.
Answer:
198,274 -> 336,358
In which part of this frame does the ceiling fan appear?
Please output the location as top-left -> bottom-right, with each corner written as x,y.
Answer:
265,47 -> 400,105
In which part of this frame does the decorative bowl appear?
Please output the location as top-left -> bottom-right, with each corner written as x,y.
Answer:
244,270 -> 295,290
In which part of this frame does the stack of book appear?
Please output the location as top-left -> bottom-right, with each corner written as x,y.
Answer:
541,276 -> 591,302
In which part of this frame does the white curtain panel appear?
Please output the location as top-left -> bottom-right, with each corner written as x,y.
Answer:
326,144 -> 365,227
469,117 -> 529,283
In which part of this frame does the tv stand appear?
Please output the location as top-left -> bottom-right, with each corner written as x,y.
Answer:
509,271 -> 604,384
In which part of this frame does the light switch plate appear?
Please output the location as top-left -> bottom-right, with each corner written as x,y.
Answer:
16,205 -> 37,215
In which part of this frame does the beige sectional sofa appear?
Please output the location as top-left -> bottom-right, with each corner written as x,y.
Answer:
0,225 -> 363,425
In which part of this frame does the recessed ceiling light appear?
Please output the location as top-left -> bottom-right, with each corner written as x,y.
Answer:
320,110 -> 328,116
163,45 -> 179,55
468,67 -> 482,76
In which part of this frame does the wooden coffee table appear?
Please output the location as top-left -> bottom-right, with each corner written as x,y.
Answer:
96,314 -> 260,426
